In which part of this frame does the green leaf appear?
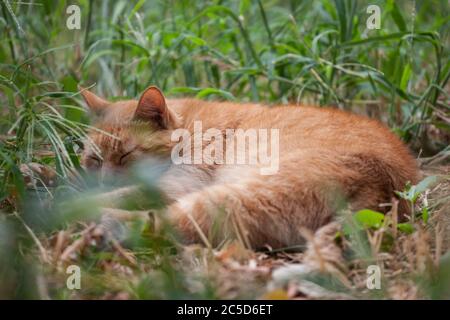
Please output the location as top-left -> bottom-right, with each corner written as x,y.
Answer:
336,32 -> 407,48
396,176 -> 437,203
354,209 -> 385,229
184,35 -> 207,47
422,207 -> 429,224
400,63 -> 412,91
398,223 -> 414,234
128,0 -> 146,20
239,0 -> 251,15
168,87 -> 235,101
390,1 -> 407,32
415,176 -> 437,194
196,88 -> 235,101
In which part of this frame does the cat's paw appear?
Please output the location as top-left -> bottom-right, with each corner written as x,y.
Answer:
98,213 -> 129,244
20,162 -> 57,188
97,208 -> 157,244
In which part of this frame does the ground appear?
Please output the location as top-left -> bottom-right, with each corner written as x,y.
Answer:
18,162 -> 447,300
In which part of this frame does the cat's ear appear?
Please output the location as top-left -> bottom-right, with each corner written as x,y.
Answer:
134,86 -> 178,129
78,85 -> 109,114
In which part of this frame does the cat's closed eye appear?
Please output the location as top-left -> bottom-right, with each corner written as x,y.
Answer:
88,155 -> 102,168
119,151 -> 133,166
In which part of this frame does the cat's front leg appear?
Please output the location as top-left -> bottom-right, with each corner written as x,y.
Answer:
162,180 -> 311,249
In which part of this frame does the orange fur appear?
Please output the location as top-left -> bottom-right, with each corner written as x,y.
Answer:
80,86 -> 420,249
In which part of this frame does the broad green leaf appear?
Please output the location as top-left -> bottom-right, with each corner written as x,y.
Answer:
354,209 -> 385,229
196,88 -> 235,101
415,176 -> 437,194
398,223 -> 414,234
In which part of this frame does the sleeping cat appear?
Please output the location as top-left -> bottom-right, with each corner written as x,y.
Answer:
80,85 -> 419,249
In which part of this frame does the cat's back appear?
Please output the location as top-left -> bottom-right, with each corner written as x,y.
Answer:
171,98 -> 414,162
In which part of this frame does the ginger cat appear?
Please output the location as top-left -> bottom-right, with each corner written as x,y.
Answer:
80,86 -> 419,249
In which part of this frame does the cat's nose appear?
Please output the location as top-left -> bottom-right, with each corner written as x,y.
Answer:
99,164 -> 129,187
100,164 -> 118,184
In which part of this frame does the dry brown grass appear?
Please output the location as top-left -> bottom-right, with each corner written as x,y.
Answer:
31,164 -> 449,300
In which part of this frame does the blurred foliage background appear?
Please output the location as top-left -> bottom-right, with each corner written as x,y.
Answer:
0,0 -> 449,299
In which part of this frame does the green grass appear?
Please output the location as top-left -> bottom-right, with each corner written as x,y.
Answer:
0,0 -> 449,299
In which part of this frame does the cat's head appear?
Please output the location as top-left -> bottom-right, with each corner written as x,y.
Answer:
79,86 -> 180,180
